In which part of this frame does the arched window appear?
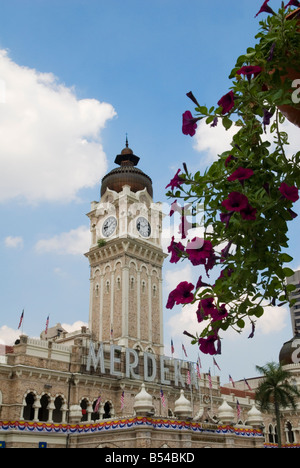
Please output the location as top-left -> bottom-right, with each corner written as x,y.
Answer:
53,396 -> 64,423
153,284 -> 157,297
38,394 -> 50,422
268,424 -> 274,443
286,421 -> 295,444
23,392 -> 35,421
81,398 -> 89,422
103,401 -> 112,419
106,280 -> 110,293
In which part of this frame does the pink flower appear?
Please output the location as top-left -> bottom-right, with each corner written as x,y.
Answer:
241,203 -> 257,221
279,182 -> 299,202
165,169 -> 185,191
237,66 -> 262,81
198,334 -> 220,355
186,237 -> 215,274
285,0 -> 300,8
221,192 -> 249,212
255,0 -> 275,17
218,91 -> 235,115
182,110 -> 199,136
225,155 -> 237,167
211,304 -> 228,322
227,167 -> 254,183
167,236 -> 185,264
166,281 -> 194,309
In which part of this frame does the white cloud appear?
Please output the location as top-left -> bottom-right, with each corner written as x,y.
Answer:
61,321 -> 88,333
4,236 -> 24,249
0,49 -> 116,203
193,119 -> 238,163
0,325 -> 20,346
193,114 -> 300,164
165,263 -> 194,293
257,305 -> 289,335
35,225 -> 90,255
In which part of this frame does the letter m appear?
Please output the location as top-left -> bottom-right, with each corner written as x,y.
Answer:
86,342 -> 105,373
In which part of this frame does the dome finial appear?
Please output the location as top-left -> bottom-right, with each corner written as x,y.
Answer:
126,133 -> 129,148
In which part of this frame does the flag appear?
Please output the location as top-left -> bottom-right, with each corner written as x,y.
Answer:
171,339 -> 174,355
94,395 -> 101,413
213,357 -> 221,371
45,315 -> 50,335
187,370 -> 191,386
18,310 -> 24,329
182,343 -> 188,358
120,390 -> 125,410
244,378 -> 252,391
229,375 -> 235,388
196,362 -> 201,379
197,355 -> 202,369
237,400 -> 241,420
160,388 -> 166,407
207,369 -> 212,389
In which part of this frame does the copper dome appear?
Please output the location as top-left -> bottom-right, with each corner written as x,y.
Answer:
279,333 -> 300,366
100,143 -> 153,198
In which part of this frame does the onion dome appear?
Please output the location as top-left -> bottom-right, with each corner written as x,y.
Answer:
174,390 -> 192,419
279,333 -> 300,366
133,383 -> 154,416
217,398 -> 234,425
100,138 -> 153,198
247,404 -> 263,428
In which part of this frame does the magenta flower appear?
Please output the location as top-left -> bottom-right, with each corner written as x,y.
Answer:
165,169 -> 185,191
198,334 -> 220,355
255,0 -> 275,17
227,167 -> 254,183
225,155 -> 237,167
199,297 -> 217,316
279,182 -> 299,202
166,281 -> 194,310
241,203 -> 257,221
182,111 -> 199,136
237,66 -> 262,81
217,91 -> 235,115
220,212 -> 233,228
167,236 -> 185,264
248,322 -> 256,339
186,91 -> 200,107
211,304 -> 228,322
186,237 -> 215,274
221,192 -> 249,212
285,0 -> 300,7
196,275 -> 211,289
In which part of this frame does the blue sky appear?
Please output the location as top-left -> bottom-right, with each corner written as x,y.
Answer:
0,0 -> 299,384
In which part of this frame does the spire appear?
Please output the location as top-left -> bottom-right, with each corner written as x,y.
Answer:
114,138 -> 140,166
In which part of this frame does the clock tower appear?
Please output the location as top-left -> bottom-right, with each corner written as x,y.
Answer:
85,141 -> 166,355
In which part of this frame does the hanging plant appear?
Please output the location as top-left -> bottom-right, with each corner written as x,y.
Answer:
165,1 -> 300,355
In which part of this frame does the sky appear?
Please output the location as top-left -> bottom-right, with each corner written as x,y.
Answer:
0,0 -> 299,385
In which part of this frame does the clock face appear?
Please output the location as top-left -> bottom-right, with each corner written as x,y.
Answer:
136,216 -> 151,238
102,216 -> 117,237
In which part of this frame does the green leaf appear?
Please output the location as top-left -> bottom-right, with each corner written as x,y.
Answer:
222,116 -> 233,131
